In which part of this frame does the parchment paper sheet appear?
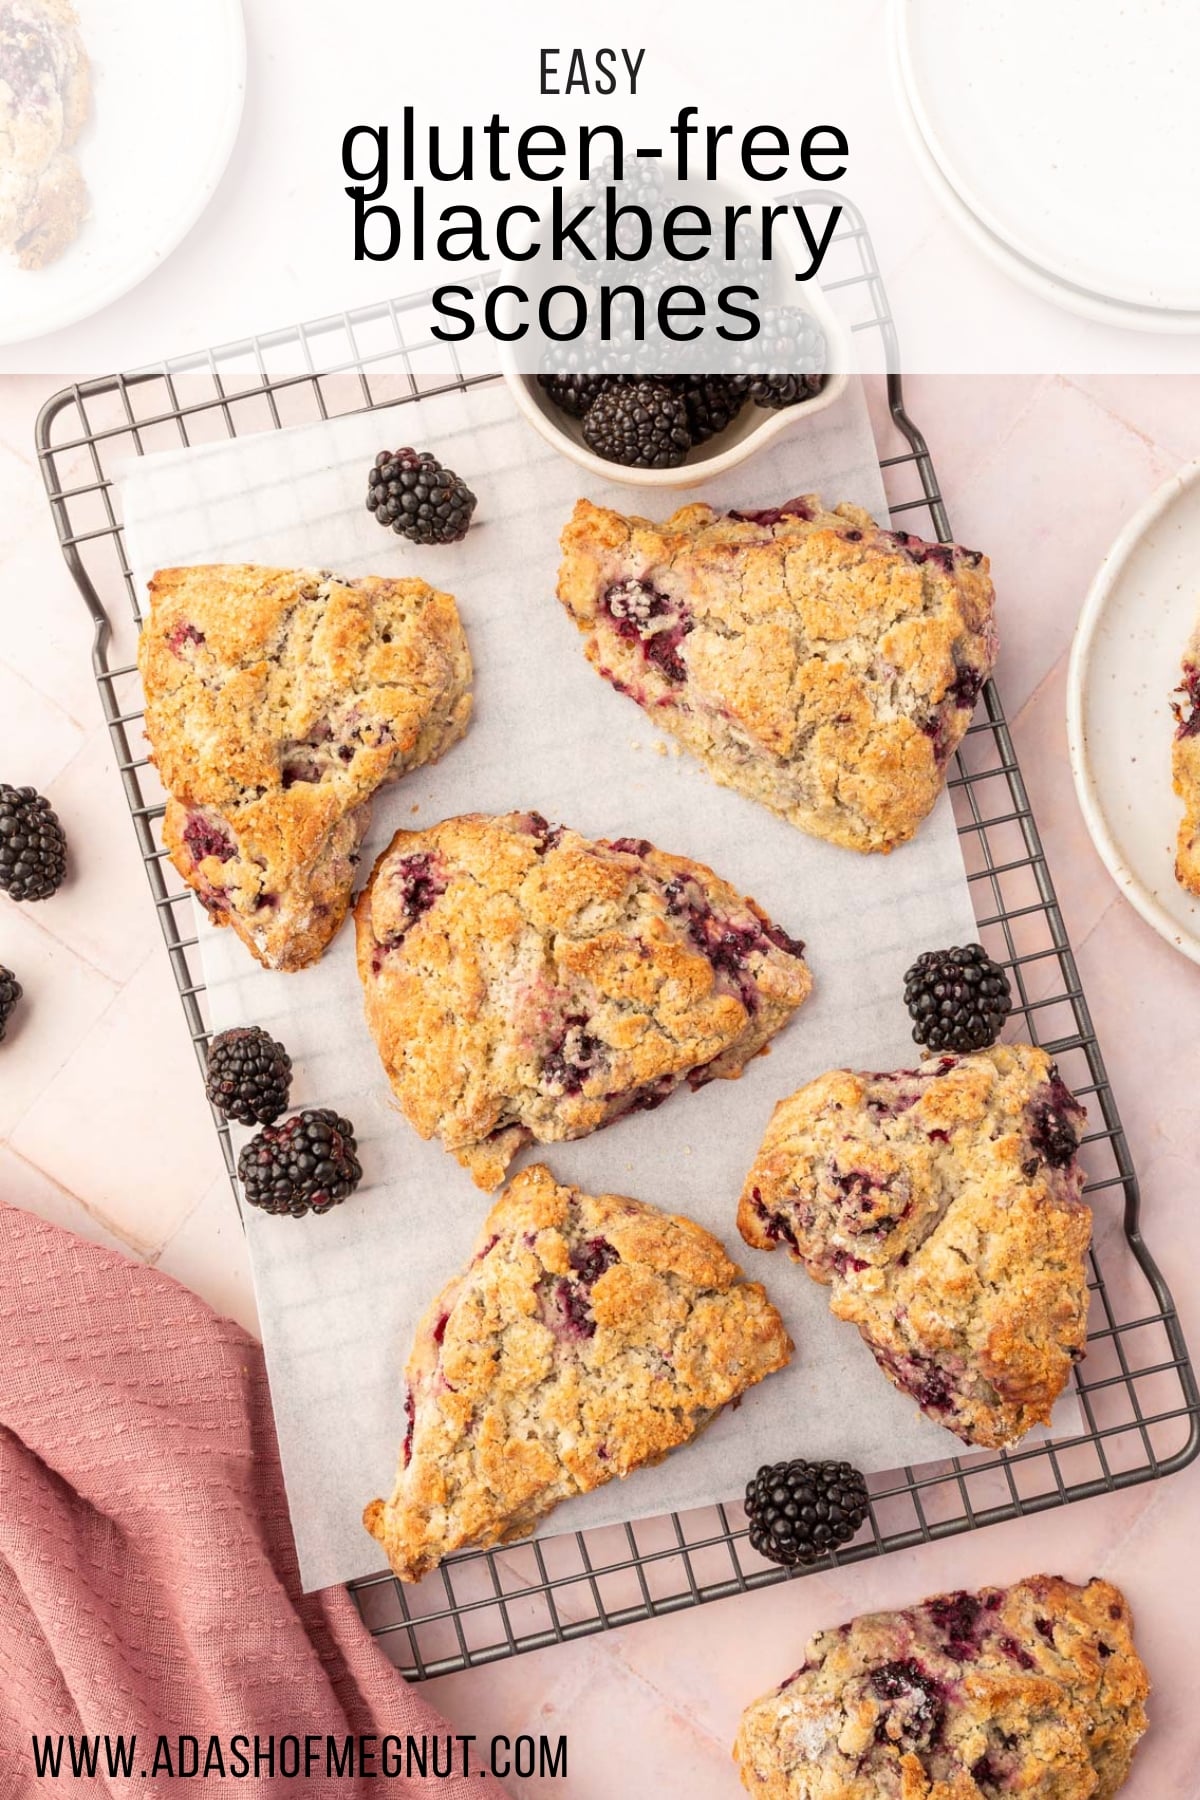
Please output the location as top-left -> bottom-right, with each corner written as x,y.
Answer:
118,379 -> 1080,1592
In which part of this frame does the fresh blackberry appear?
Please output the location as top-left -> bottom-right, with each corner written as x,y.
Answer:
537,371 -> 611,419
681,248 -> 773,309
678,374 -> 745,445
727,305 -> 828,409
367,448 -> 476,545
582,379 -> 692,468
205,1025 -> 292,1126
745,1458 -> 870,1567
0,965 -> 21,1041
560,155 -> 669,272
237,1108 -> 362,1219
739,370 -> 825,409
904,944 -> 1012,1053
0,785 -> 67,901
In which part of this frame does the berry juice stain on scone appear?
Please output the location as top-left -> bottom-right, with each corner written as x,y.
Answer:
733,1575 -> 1149,1800
738,1045 -> 1091,1448
353,810 -> 812,1190
363,1164 -> 792,1581
557,495 -> 998,853
138,564 -> 473,972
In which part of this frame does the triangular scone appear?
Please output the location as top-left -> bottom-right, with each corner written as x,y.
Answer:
364,1164 -> 793,1582
1172,614 -> 1200,894
734,1576 -> 1148,1799
139,564 -> 472,971
557,496 -> 998,853
739,1046 -> 1092,1448
354,811 -> 812,1189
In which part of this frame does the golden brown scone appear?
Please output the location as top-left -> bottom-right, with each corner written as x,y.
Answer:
733,1575 -> 1148,1800
354,810 -> 812,1189
557,495 -> 998,853
139,564 -> 472,972
0,0 -> 90,268
365,1163 -> 793,1581
1171,617 -> 1200,895
738,1045 -> 1091,1447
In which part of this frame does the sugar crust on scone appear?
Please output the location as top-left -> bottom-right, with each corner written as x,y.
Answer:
364,1163 -> 793,1582
139,564 -> 472,972
733,1574 -> 1149,1800
0,0 -> 90,268
738,1045 -> 1091,1448
557,495 -> 998,854
1171,615 -> 1200,896
353,810 -> 812,1189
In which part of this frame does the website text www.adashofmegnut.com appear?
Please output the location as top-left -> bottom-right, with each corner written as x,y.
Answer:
30,1730 -> 568,1784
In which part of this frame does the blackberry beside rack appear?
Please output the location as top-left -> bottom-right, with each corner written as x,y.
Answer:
37,200 -> 1198,1681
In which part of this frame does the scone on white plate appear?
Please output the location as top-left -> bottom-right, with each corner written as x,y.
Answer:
557,495 -> 998,853
0,0 -> 90,268
354,810 -> 812,1189
738,1045 -> 1092,1447
1171,617 -> 1200,895
138,564 -> 472,972
364,1164 -> 793,1581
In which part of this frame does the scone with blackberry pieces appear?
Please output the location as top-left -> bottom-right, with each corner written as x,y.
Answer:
364,1163 -> 793,1581
1171,613 -> 1200,895
0,0 -> 90,268
139,565 -> 472,972
557,495 -> 997,853
739,1045 -> 1091,1447
734,1574 -> 1149,1799
354,810 -> 812,1189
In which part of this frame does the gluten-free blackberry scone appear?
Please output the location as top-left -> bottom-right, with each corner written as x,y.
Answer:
557,496 -> 998,853
364,1164 -> 793,1581
354,810 -> 812,1189
139,565 -> 472,972
734,1575 -> 1148,1800
0,0 -> 90,268
738,1046 -> 1091,1447
1171,616 -> 1200,896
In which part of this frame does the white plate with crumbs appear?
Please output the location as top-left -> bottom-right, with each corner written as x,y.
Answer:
1068,461 -> 1200,965
0,0 -> 245,345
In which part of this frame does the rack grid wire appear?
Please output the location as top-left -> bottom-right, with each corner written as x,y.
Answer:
37,199 -> 1199,1682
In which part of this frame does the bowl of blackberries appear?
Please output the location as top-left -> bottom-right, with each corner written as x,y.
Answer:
500,165 -> 848,488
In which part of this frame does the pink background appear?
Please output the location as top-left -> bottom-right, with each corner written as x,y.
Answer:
2,372 -> 1198,1795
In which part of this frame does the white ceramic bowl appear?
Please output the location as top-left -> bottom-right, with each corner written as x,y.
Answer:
499,192 -> 850,490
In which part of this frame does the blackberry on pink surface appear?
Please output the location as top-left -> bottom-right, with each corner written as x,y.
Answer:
0,784 -> 67,902
0,964 -> 21,1041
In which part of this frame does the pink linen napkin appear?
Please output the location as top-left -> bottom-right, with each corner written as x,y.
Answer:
0,1201 -> 507,1798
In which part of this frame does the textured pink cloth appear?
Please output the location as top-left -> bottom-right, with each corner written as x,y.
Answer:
0,1201 -> 506,1799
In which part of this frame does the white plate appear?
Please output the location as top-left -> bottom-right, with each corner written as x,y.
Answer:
895,0 -> 1200,314
0,0 -> 245,346
889,19 -> 1200,338
1067,461 -> 1200,965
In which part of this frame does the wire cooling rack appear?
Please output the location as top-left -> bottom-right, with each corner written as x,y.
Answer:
38,200 -> 1199,1681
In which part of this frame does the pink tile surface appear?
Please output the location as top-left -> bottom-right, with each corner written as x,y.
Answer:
2,371 -> 1199,1797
